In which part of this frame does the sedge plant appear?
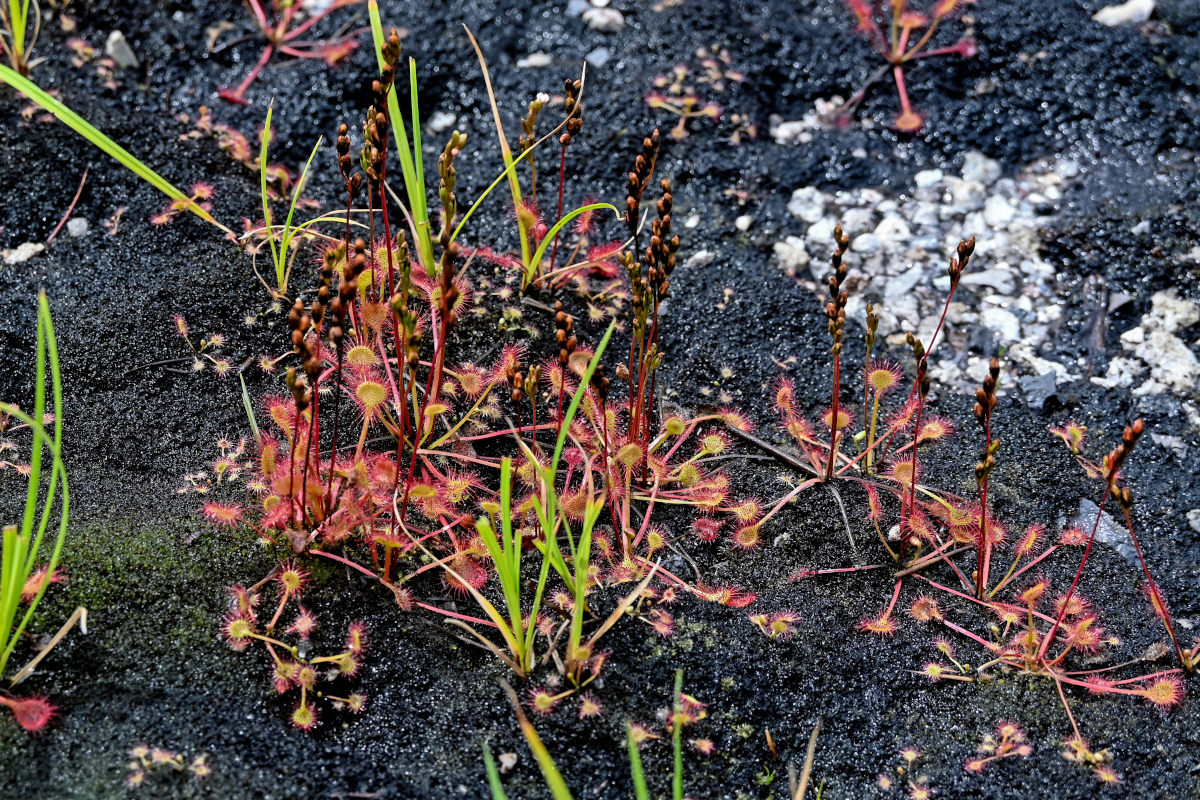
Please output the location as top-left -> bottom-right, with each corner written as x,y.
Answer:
253,104 -> 322,298
0,292 -> 75,733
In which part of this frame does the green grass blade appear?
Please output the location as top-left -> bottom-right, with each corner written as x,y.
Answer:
367,1 -> 435,273
18,285 -> 46,543
240,373 -> 261,447
482,742 -> 510,800
449,139 -> 541,245
526,321 -> 616,614
8,0 -> 29,54
525,203 -> 619,289
0,64 -> 229,232
626,722 -> 651,800
278,134 -> 323,294
477,458 -> 525,660
408,59 -> 430,232
258,105 -> 281,289
502,681 -> 574,800
0,293 -> 69,679
0,527 -> 27,677
26,294 -> 63,572
544,321 -> 615,530
567,496 -> 602,662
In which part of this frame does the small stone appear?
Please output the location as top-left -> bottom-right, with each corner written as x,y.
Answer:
1188,510 -> 1200,535
1151,433 -> 1189,460
582,7 -> 624,32
982,195 -> 1015,228
1073,500 -> 1138,566
734,214 -> 753,232
566,0 -> 591,16
1055,158 -> 1080,179
428,111 -> 456,133
1120,325 -> 1146,347
684,250 -> 715,269
1091,356 -> 1143,389
806,217 -> 836,245
105,30 -> 139,69
1147,289 -> 1200,334
980,306 -> 1021,343
773,236 -> 810,276
770,120 -> 813,145
840,208 -> 873,236
1131,219 -> 1151,235
591,0 -> 611,6
910,202 -> 939,227
66,217 -> 89,237
2,242 -> 44,265
961,151 -> 1001,185
851,232 -> 881,254
1109,292 -> 1136,312
516,52 -> 552,68
1019,371 -> 1057,410
1092,0 -> 1155,26
1007,343 -> 1077,382
943,177 -> 986,215
1141,331 -> 1199,394
914,169 -> 944,188
787,186 -> 825,223
585,47 -> 611,68
859,188 -> 884,206
960,268 -> 1015,295
684,214 -> 700,229
885,265 -> 925,299
873,215 -> 911,247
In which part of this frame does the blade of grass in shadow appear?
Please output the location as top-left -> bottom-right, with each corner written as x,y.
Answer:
501,680 -> 574,800
525,203 -> 618,288
0,64 -> 229,232
483,742 -> 510,800
788,718 -> 823,800
627,722 -> 651,800
463,25 -> 532,273
240,373 -> 261,447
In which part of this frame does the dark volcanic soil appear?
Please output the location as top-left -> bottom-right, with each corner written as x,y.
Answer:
2,1 -> 1199,798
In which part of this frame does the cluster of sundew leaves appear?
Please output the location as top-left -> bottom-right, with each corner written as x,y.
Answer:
220,562 -> 367,730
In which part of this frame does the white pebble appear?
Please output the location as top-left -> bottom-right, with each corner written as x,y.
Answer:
787,186 -> 825,223
961,151 -> 1001,185
105,30 -> 139,69
983,195 -> 1016,228
1092,0 -> 1155,26
582,7 -> 624,32
516,52 -> 552,68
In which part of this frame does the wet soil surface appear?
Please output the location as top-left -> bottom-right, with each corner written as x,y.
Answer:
2,0 -> 1199,798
